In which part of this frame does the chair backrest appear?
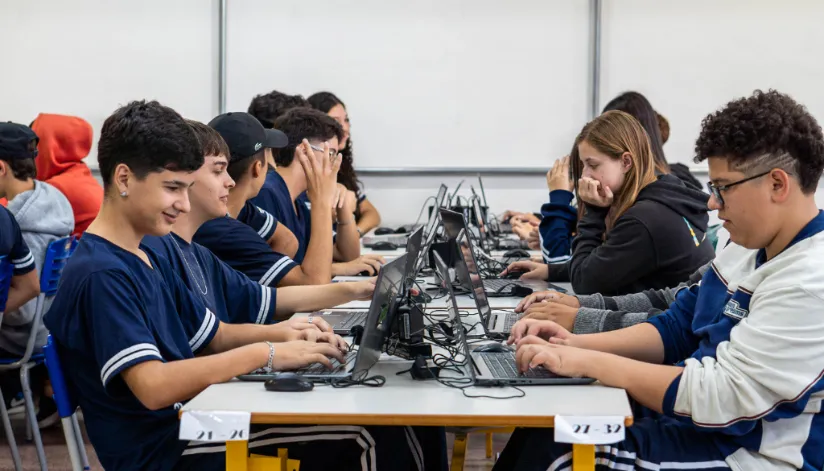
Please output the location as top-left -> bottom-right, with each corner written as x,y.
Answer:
11,236 -> 79,365
40,236 -> 78,296
44,334 -> 77,418
0,255 -> 13,315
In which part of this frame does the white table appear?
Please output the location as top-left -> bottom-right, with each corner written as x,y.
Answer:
183,358 -> 632,471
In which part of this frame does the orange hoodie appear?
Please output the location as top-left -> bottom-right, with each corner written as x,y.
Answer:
30,113 -> 102,236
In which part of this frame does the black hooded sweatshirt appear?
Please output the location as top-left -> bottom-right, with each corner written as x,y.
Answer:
569,174 -> 715,296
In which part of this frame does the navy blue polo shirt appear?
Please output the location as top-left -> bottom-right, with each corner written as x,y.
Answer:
0,206 -> 35,276
236,200 -> 277,241
43,233 -> 220,471
251,169 -> 312,263
193,215 -> 297,286
143,233 -> 277,325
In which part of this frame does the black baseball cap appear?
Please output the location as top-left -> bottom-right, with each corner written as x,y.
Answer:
0,122 -> 39,160
208,112 -> 287,162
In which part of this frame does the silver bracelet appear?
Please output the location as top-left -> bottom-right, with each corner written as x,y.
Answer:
264,341 -> 275,372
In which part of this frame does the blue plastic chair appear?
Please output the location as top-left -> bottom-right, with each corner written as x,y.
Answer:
44,335 -> 90,471
0,236 -> 78,471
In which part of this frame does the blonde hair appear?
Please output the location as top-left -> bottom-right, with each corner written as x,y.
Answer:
571,110 -> 658,232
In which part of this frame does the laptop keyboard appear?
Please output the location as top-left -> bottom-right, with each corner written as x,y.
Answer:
479,352 -> 558,379
334,311 -> 368,330
502,312 -> 520,332
295,350 -> 358,376
484,279 -> 522,292
364,235 -> 408,246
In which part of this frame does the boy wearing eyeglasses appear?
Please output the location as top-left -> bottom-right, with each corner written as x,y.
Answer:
499,90 -> 824,471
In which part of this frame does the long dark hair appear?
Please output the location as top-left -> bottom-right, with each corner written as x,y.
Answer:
602,92 -> 670,175
307,92 -> 362,201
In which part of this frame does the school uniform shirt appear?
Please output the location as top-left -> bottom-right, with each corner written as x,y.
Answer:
0,205 -> 35,277
142,233 -> 277,325
250,169 -> 312,263
647,211 -> 824,470
537,189 -> 577,264
569,173 -> 715,296
193,215 -> 297,286
42,233 -> 220,471
236,200 -> 277,242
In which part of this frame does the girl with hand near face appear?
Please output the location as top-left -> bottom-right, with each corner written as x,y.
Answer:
568,111 -> 715,296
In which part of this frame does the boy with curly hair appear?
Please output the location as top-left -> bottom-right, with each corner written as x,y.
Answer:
497,90 -> 824,471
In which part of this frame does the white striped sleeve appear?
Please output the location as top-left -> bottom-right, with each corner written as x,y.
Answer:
258,257 -> 297,287
189,308 -> 218,353
256,285 -> 276,324
100,343 -> 163,386
255,207 -> 276,240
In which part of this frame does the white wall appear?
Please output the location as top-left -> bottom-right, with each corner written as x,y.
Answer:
600,0 -> 824,171
0,0 -> 217,165
225,0 -> 591,170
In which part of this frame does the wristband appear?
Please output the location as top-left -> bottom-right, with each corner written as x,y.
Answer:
337,218 -> 356,226
264,341 -> 275,372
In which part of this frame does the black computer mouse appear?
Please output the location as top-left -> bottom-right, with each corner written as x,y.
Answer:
374,227 -> 395,235
503,249 -> 531,258
264,373 -> 314,392
371,241 -> 399,251
474,343 -> 513,353
502,270 -> 523,280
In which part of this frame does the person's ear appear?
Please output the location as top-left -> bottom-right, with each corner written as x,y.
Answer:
0,161 -> 8,178
251,159 -> 264,179
620,152 -> 633,173
113,164 -> 132,196
770,168 -> 792,203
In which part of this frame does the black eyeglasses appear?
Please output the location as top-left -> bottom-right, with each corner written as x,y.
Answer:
706,170 -> 771,207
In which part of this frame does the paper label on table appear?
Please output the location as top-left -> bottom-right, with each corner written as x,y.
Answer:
554,416 -> 626,444
179,410 -> 251,442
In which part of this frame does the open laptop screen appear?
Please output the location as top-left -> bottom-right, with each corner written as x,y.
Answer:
352,253 -> 408,376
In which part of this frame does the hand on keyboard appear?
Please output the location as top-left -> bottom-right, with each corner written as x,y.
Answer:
514,340 -> 594,379
268,340 -> 346,371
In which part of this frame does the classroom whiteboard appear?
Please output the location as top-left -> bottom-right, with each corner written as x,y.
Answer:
0,0 -> 216,169
600,0 -> 824,172
226,0 -> 591,170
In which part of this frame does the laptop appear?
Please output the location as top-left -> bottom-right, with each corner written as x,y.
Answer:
238,254 -> 408,382
450,228 -> 523,337
439,209 -> 554,294
321,236 -> 420,334
477,176 -> 512,235
435,249 -> 593,386
363,185 -> 447,248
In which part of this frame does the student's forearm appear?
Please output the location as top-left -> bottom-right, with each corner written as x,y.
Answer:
122,343 -> 268,410
269,225 -> 299,259
276,283 -> 356,315
334,219 -> 361,261
571,322 -> 666,364
356,204 -> 381,235
206,322 -> 296,352
6,271 -> 40,313
301,202 -> 334,284
587,352 -> 683,414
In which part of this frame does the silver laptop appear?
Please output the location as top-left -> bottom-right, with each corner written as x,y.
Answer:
451,227 -> 523,337
323,230 -> 422,334
434,250 -> 593,386
238,254 -> 408,381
